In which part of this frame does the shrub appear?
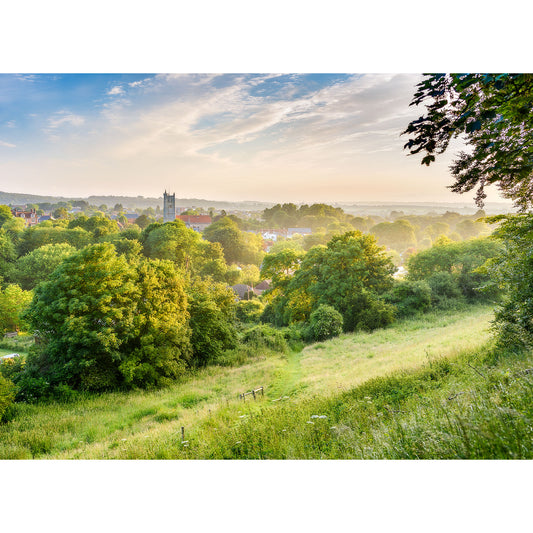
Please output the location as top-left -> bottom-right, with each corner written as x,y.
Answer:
308,304 -> 344,341
236,300 -> 265,323
242,324 -> 288,352
427,271 -> 464,308
0,374 -> 15,421
384,280 -> 432,317
351,297 -> 395,332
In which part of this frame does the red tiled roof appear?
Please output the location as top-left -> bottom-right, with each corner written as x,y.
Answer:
176,215 -> 212,224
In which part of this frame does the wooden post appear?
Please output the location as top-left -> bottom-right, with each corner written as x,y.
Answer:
252,389 -> 256,400
261,387 -> 264,397
181,426 -> 185,442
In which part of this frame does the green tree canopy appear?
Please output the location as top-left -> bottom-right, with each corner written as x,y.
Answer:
203,217 -> 264,266
370,220 -> 417,251
0,205 -> 13,228
17,226 -> 92,256
25,243 -> 192,391
403,74 -> 533,209
0,283 -> 33,334
264,232 -> 396,331
407,237 -> 503,301
12,243 -> 77,290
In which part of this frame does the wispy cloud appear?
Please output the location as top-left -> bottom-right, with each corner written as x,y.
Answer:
47,112 -> 85,129
107,85 -> 124,95
3,73 -> 487,203
0,140 -> 16,148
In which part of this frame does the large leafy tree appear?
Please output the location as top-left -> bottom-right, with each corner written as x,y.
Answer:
25,243 -> 191,391
203,217 -> 264,266
403,74 -> 533,209
264,232 -> 396,331
186,278 -> 237,366
11,243 -> 76,290
404,75 -> 533,346
407,237 -> 503,302
142,220 -> 228,279
486,214 -> 533,348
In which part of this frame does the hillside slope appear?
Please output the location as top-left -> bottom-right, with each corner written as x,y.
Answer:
0,306 -> 502,459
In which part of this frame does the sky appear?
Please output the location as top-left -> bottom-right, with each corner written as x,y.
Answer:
0,73 -> 509,204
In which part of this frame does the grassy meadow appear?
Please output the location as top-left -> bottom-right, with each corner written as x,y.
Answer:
3,304 -> 532,459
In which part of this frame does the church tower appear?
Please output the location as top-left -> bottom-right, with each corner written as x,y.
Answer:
163,190 -> 176,223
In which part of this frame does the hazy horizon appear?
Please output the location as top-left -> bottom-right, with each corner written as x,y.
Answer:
0,73 -> 510,205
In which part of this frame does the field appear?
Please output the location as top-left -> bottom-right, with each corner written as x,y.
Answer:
3,304 -> 525,459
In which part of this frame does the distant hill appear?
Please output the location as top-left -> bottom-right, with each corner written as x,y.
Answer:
0,190 -> 515,216
0,191 -> 274,212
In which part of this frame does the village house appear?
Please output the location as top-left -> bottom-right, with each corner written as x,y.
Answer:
176,214 -> 212,232
287,227 -> 312,237
11,207 -> 39,227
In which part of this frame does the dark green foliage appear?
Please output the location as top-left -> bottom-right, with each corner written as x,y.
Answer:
403,74 -> 533,209
264,231 -> 396,332
308,304 -> 343,341
407,238 -> 503,304
384,280 -> 432,317
486,214 -> 533,350
187,279 -> 238,366
241,324 -> 288,352
0,374 -> 15,421
343,291 -> 395,332
426,272 -> 464,308
236,299 -> 264,323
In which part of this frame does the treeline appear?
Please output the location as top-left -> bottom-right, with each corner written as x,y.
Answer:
256,203 -> 493,257
0,208 -> 272,403
256,231 -> 503,342
0,202 -> 506,415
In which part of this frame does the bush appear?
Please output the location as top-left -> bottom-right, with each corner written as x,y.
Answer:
351,297 -> 396,332
308,304 -> 344,341
280,323 -> 306,351
384,280 -> 432,317
339,290 -> 395,332
0,374 -> 15,421
427,271 -> 464,308
236,300 -> 265,323
242,324 -> 288,352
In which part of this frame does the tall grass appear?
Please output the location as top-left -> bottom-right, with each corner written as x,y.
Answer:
2,304 -> 525,460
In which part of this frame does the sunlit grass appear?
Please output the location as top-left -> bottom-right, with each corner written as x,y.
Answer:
0,305 -> 506,459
